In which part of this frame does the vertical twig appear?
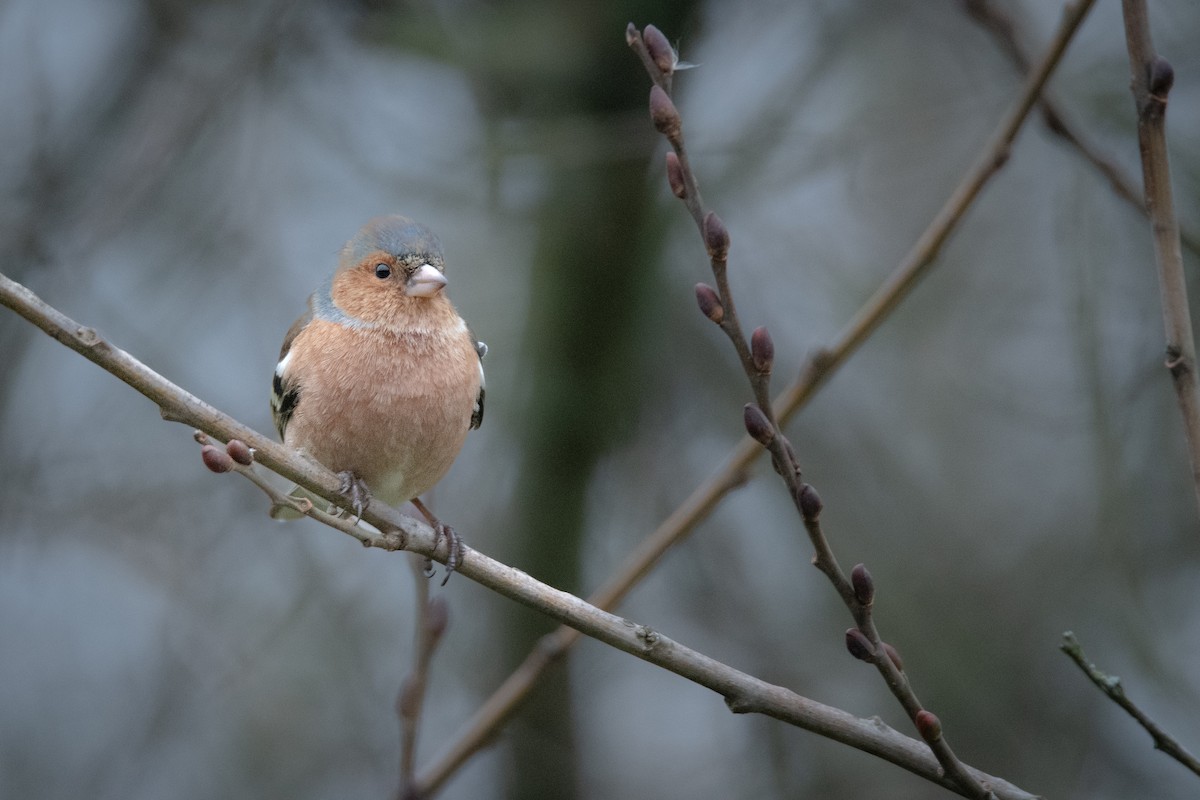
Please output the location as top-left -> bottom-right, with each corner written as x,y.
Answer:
631,3 -> 1095,796
397,561 -> 449,799
1120,0 -> 1200,523
635,21 -> 1003,799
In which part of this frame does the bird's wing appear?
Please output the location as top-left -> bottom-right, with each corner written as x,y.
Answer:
471,338 -> 487,430
271,301 -> 312,440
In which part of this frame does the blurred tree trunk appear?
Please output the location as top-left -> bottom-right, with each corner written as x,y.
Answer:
464,3 -> 699,797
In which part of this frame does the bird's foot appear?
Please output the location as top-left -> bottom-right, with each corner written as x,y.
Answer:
336,471 -> 371,523
411,498 -> 463,585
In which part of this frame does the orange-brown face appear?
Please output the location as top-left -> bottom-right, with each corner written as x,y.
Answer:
330,250 -> 448,326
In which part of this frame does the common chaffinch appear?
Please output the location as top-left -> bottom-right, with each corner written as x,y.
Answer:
270,215 -> 485,574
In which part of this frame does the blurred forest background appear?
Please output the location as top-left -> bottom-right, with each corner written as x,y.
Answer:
2,0 -> 1200,798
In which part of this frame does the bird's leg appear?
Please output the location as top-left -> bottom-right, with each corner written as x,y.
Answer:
335,470 -> 371,523
410,497 -> 462,585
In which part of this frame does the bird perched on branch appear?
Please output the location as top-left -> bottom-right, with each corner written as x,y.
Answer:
270,215 -> 485,579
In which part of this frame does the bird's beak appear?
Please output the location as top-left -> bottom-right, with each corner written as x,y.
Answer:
406,264 -> 447,298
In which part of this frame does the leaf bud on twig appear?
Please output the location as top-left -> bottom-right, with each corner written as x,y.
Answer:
225,439 -> 254,466
850,563 -> 874,606
665,151 -> 686,199
1148,55 -> 1174,98
797,483 -> 823,522
397,676 -> 419,719
624,22 -> 638,47
649,85 -> 681,141
694,283 -> 724,324
200,444 -> 234,473
703,211 -> 730,261
425,596 -> 450,643
643,24 -> 675,75
914,710 -> 943,743
845,628 -> 874,662
751,326 -> 774,374
882,642 -> 904,672
743,403 -> 774,446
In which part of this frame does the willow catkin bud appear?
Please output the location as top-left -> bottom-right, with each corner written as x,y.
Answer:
225,439 -> 254,466
425,596 -> 450,642
751,326 -> 774,374
798,483 -> 823,522
695,283 -> 723,324
702,211 -> 729,261
649,85 -> 681,141
1149,56 -> 1174,98
850,563 -> 874,606
845,628 -> 874,662
397,677 -> 419,719
743,404 -> 774,446
883,642 -> 904,672
915,710 -> 943,743
201,444 -> 234,473
643,24 -> 675,75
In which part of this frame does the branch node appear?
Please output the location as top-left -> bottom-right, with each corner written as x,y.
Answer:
635,625 -> 661,650
724,694 -> 754,714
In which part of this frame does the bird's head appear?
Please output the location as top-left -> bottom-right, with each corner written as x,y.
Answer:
329,215 -> 452,325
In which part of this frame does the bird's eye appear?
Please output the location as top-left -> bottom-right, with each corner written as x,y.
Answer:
374,263 -> 391,279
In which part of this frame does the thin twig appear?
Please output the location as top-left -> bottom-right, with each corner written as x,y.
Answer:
415,6 -> 1095,792
397,565 -> 448,799
643,22 -> 996,792
1060,632 -> 1200,777
630,3 -> 1094,795
1119,0 -> 1200,523
0,271 -> 1039,799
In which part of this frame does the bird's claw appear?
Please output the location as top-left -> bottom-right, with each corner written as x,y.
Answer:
433,523 -> 462,586
336,471 -> 371,523
410,498 -> 463,584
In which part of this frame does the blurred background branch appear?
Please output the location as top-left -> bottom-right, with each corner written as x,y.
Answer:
1061,632 -> 1200,778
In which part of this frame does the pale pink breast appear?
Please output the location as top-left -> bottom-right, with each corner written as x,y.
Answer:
282,319 -> 480,506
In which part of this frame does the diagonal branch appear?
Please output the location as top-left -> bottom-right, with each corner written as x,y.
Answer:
631,2 -> 1094,796
414,3 -> 1096,792
0,271 -> 1039,799
1061,632 -> 1200,777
